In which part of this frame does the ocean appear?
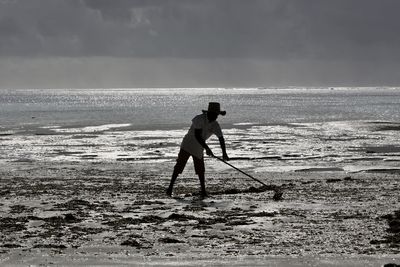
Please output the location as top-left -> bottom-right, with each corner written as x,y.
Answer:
1,87 -> 400,129
1,87 -> 400,173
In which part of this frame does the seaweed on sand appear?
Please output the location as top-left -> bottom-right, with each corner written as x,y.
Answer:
371,210 -> 400,246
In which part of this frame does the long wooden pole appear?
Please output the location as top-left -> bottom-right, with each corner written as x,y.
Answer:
213,156 -> 268,187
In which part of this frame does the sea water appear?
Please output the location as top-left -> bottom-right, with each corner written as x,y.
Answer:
1,87 -> 400,172
1,87 -> 400,129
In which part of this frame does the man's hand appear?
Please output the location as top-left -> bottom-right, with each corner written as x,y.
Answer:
222,153 -> 230,161
206,148 -> 214,157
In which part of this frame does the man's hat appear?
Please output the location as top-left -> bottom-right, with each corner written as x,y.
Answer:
203,102 -> 226,116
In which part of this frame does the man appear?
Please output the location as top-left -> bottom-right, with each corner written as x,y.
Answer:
167,102 -> 229,198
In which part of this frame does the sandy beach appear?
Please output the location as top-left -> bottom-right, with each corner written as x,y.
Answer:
0,160 -> 399,266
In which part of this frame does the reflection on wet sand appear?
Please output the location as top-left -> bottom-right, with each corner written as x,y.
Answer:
2,120 -> 399,173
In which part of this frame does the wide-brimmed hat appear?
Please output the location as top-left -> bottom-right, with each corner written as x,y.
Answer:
203,102 -> 226,116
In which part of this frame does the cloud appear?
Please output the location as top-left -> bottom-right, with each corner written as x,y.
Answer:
1,0 -> 400,87
0,0 -> 398,60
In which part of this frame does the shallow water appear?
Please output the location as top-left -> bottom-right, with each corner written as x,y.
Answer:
1,88 -> 400,172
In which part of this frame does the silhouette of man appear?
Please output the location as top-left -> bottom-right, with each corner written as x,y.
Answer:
167,102 -> 229,197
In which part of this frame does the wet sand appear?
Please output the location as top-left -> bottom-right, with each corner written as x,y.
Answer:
0,161 -> 399,266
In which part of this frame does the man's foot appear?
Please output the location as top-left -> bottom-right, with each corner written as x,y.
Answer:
200,191 -> 209,199
273,188 -> 283,201
166,188 -> 173,197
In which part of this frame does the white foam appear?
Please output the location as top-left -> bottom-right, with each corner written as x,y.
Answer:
233,122 -> 260,126
40,126 -> 61,129
52,124 -> 131,133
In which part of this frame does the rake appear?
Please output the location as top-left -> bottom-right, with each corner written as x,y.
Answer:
212,155 -> 283,200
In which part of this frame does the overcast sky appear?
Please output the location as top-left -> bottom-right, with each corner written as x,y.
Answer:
1,0 -> 400,88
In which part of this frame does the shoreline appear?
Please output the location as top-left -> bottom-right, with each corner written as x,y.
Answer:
2,251 -> 399,266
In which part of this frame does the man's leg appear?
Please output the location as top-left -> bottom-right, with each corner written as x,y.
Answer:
167,149 -> 190,196
193,156 -> 207,197
167,170 -> 179,196
198,173 -> 207,197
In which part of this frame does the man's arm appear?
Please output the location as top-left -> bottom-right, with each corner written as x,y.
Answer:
218,136 -> 229,161
195,129 -> 213,156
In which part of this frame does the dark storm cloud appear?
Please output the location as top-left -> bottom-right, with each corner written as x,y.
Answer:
1,0 -> 400,60
288,0 -> 400,60
1,0 -> 400,88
